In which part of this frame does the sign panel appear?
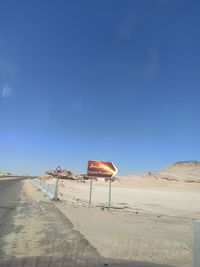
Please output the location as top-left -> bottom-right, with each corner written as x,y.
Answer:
54,166 -> 62,174
87,160 -> 118,178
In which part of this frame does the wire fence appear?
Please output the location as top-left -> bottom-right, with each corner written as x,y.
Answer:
31,178 -> 57,200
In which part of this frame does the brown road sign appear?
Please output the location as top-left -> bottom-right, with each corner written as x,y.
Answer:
87,160 -> 118,178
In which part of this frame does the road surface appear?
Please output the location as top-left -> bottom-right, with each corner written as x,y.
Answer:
0,177 -> 100,260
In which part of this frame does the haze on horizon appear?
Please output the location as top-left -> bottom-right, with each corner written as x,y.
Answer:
0,1 -> 199,175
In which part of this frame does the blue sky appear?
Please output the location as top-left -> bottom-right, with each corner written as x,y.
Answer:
0,0 -> 199,175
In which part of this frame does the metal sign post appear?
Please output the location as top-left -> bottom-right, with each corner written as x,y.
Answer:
53,166 -> 62,201
108,179 -> 112,208
89,177 -> 93,205
53,177 -> 59,200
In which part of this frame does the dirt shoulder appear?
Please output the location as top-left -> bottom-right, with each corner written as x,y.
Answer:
27,178 -> 200,267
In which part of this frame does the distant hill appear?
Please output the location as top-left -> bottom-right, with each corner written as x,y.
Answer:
162,161 -> 200,170
156,161 -> 200,182
122,161 -> 200,183
0,171 -> 23,178
0,172 -> 12,177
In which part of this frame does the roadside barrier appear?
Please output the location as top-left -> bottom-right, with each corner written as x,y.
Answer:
193,220 -> 200,267
31,178 -> 58,200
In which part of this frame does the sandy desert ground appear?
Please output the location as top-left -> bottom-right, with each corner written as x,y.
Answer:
31,175 -> 200,267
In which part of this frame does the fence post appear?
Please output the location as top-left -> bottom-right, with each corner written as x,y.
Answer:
193,220 -> 200,267
47,183 -> 49,194
39,180 -> 42,190
52,178 -> 59,200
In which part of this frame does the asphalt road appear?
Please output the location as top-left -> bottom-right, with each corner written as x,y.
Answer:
0,177 -> 27,244
0,177 -> 175,267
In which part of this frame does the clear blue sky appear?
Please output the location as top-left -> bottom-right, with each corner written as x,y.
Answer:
0,0 -> 199,175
